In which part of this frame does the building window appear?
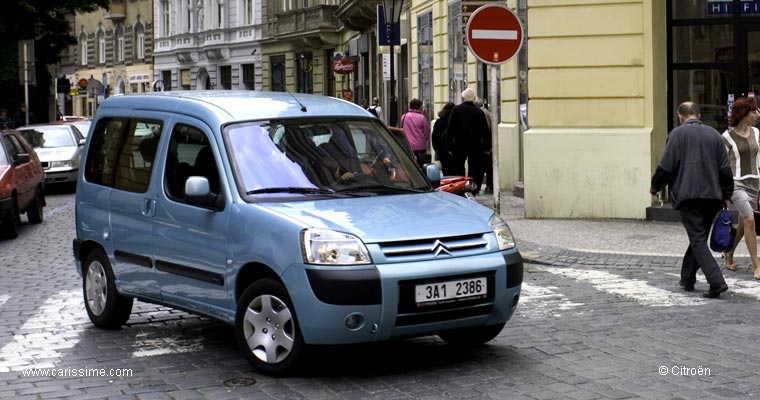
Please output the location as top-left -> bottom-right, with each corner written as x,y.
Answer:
135,23 -> 145,60
241,0 -> 253,25
282,0 -> 295,12
219,65 -> 232,89
418,11 -> 434,120
97,29 -> 106,64
115,26 -> 124,63
182,0 -> 193,33
270,55 -> 286,92
161,0 -> 171,37
448,2 -> 467,103
216,0 -> 224,28
296,51 -> 313,94
79,33 -> 88,66
242,63 -> 256,90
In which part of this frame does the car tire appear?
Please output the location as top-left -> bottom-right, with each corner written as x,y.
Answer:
0,199 -> 21,239
26,187 -> 44,224
438,323 -> 506,347
83,249 -> 133,329
235,279 -> 305,375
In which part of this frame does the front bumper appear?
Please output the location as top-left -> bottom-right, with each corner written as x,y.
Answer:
284,250 -> 523,345
43,167 -> 78,183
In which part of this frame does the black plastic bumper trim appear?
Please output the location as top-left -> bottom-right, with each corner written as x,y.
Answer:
72,239 -> 83,262
306,268 -> 382,305
504,251 -> 524,288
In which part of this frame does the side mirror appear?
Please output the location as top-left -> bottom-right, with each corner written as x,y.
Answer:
424,163 -> 441,188
14,153 -> 30,166
78,138 -> 86,146
184,176 -> 222,210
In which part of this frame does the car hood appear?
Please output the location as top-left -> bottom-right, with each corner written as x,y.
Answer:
258,191 -> 495,243
34,147 -> 79,162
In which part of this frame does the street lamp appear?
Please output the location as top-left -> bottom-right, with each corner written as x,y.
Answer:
382,0 -> 404,127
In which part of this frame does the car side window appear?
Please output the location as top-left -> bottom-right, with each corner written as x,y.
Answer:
164,124 -> 220,205
114,120 -> 163,193
4,135 -> 26,163
1,136 -> 17,164
85,118 -> 162,192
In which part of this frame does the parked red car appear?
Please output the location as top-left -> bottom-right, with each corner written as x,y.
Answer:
0,129 -> 45,239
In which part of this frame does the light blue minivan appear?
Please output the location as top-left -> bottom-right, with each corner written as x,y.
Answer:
73,91 -> 523,374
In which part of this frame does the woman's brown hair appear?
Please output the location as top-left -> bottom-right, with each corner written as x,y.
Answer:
729,96 -> 758,127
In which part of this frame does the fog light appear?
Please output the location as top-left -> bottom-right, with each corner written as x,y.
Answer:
344,313 -> 365,331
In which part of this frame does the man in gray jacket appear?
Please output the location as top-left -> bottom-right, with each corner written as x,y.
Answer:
651,101 -> 734,298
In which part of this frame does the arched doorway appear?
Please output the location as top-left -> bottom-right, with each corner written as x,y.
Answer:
197,67 -> 211,90
114,76 -> 126,95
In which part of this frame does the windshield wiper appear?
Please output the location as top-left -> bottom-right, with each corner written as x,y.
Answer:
246,187 -> 336,195
336,184 -> 424,194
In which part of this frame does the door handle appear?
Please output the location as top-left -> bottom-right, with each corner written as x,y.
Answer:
142,198 -> 156,217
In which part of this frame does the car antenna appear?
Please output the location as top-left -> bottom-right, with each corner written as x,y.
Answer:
287,92 -> 307,112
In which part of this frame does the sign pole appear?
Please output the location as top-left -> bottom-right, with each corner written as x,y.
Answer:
490,64 -> 500,213
23,42 -> 29,126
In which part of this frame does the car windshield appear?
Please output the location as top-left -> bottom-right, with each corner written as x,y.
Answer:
225,118 -> 431,197
18,126 -> 75,148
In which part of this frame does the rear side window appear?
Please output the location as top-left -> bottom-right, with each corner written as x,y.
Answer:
85,118 -> 163,193
0,137 -> 12,165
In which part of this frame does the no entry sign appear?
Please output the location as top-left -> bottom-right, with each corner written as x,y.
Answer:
466,4 -> 524,65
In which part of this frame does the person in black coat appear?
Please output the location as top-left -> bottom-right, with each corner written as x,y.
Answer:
446,88 -> 491,194
651,101 -> 734,298
431,102 -> 455,175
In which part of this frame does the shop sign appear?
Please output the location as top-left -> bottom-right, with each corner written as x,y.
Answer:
332,59 -> 355,75
341,89 -> 353,101
128,73 -> 151,83
708,0 -> 760,15
181,69 -> 191,86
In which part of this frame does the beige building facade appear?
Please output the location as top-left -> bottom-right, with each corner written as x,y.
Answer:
74,0 -> 154,116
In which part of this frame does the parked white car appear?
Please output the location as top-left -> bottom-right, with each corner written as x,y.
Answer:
17,123 -> 85,185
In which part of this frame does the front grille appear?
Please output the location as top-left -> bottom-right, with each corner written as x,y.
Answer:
379,234 -> 488,261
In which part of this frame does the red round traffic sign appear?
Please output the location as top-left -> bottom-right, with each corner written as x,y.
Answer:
466,4 -> 524,65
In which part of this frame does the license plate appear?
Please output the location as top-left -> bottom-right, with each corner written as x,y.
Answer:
415,277 -> 487,306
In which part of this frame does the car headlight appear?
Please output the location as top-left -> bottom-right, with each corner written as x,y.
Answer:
51,160 -> 76,168
301,228 -> 372,265
489,214 -> 516,250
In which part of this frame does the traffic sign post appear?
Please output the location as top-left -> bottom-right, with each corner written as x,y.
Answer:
465,4 -> 524,212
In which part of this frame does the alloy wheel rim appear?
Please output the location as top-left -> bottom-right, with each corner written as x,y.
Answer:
242,294 -> 295,364
85,261 -> 107,316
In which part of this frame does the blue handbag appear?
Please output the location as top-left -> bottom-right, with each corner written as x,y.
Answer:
710,208 -> 736,253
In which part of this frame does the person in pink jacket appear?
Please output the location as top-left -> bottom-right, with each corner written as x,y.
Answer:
400,98 -> 431,167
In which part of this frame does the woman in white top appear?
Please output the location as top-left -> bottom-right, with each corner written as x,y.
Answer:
722,96 -> 760,280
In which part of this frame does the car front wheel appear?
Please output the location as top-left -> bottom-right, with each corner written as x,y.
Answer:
438,323 -> 506,347
26,187 -> 44,224
83,249 -> 133,329
235,279 -> 305,375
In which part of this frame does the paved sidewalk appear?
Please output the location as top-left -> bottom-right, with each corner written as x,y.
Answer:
480,192 -> 755,268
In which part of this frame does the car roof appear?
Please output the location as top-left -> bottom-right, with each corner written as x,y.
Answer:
96,91 -> 372,123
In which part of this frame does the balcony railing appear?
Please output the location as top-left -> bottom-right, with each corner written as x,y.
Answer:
273,5 -> 340,37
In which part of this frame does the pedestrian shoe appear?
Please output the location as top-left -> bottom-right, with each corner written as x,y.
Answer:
703,283 -> 729,299
754,265 -> 760,280
678,280 -> 695,292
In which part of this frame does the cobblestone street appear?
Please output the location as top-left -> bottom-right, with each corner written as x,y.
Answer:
1,191 -> 760,399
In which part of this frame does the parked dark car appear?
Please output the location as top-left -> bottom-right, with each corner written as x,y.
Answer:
0,129 -> 45,238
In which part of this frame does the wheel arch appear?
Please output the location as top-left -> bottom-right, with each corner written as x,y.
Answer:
235,262 -> 282,304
